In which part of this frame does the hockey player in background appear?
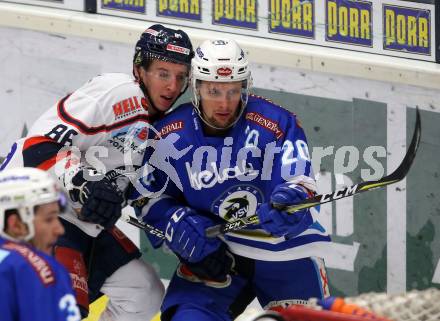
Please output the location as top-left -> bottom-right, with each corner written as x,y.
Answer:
0,167 -> 81,321
134,39 -> 332,320
1,24 -> 194,320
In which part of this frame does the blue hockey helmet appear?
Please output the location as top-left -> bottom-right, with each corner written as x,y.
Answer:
133,24 -> 194,68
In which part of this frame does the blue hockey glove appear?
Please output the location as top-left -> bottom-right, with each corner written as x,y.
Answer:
70,169 -> 124,229
257,183 -> 313,237
165,207 -> 221,263
179,243 -> 235,287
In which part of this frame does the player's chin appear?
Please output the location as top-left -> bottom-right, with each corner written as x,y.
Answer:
215,118 -> 235,129
156,96 -> 176,111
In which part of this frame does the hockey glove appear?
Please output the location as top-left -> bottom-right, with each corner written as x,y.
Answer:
181,243 -> 235,286
257,183 -> 313,238
165,207 -> 221,263
70,169 -> 124,229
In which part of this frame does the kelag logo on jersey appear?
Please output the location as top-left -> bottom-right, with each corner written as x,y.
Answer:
212,185 -> 263,221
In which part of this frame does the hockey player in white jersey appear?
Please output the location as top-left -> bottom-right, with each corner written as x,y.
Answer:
1,24 -> 194,320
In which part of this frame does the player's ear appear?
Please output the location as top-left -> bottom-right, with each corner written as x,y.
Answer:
5,210 -> 28,239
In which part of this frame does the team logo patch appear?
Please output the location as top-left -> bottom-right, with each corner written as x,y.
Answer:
112,96 -> 146,120
212,185 -> 263,221
166,44 -> 191,55
216,67 -> 232,77
108,123 -> 149,155
196,47 -> 204,58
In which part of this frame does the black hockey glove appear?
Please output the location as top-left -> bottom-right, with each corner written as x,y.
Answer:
70,169 -> 124,229
181,243 -> 235,285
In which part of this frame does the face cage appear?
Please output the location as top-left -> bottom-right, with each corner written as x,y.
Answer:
191,77 -> 252,131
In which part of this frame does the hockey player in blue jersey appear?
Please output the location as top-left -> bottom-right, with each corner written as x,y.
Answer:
0,167 -> 81,321
134,39 -> 332,320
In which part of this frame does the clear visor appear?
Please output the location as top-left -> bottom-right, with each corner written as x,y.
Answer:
146,69 -> 189,93
198,81 -> 246,103
193,79 -> 250,130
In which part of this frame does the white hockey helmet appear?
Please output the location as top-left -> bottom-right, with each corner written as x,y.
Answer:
191,39 -> 252,129
0,167 -> 64,241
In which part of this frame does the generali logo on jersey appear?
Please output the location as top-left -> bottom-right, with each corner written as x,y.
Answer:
3,242 -> 55,285
113,96 -> 148,120
154,121 -> 184,139
245,112 -> 284,139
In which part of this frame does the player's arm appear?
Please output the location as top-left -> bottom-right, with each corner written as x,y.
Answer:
55,90 -> 121,213
132,146 -> 232,284
132,159 -> 221,260
257,113 -> 316,238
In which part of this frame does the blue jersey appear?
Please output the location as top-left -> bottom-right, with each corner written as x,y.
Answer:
0,237 -> 81,321
135,96 -> 331,261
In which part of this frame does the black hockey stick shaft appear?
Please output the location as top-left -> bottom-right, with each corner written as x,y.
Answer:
205,108 -> 421,238
121,212 -> 166,239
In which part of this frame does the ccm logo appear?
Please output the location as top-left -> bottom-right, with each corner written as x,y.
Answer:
217,67 -> 232,76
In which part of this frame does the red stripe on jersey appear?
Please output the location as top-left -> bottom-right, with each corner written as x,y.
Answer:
108,226 -> 138,254
36,150 -> 70,171
23,136 -> 55,150
57,94 -> 150,135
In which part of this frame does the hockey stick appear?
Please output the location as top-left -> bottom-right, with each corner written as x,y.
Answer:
205,107 -> 421,237
120,211 -> 165,239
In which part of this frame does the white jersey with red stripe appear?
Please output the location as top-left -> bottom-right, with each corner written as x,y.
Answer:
1,73 -> 150,236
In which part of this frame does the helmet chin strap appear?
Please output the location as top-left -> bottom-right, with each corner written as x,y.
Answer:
138,77 -> 163,120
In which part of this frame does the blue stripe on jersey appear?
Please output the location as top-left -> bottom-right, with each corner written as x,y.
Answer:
0,142 -> 17,171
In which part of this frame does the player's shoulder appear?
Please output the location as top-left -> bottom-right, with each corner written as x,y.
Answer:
57,73 -> 148,130
83,73 -> 137,89
247,95 -> 295,120
0,240 -> 62,286
245,95 -> 301,133
153,102 -> 193,138
73,72 -> 145,103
